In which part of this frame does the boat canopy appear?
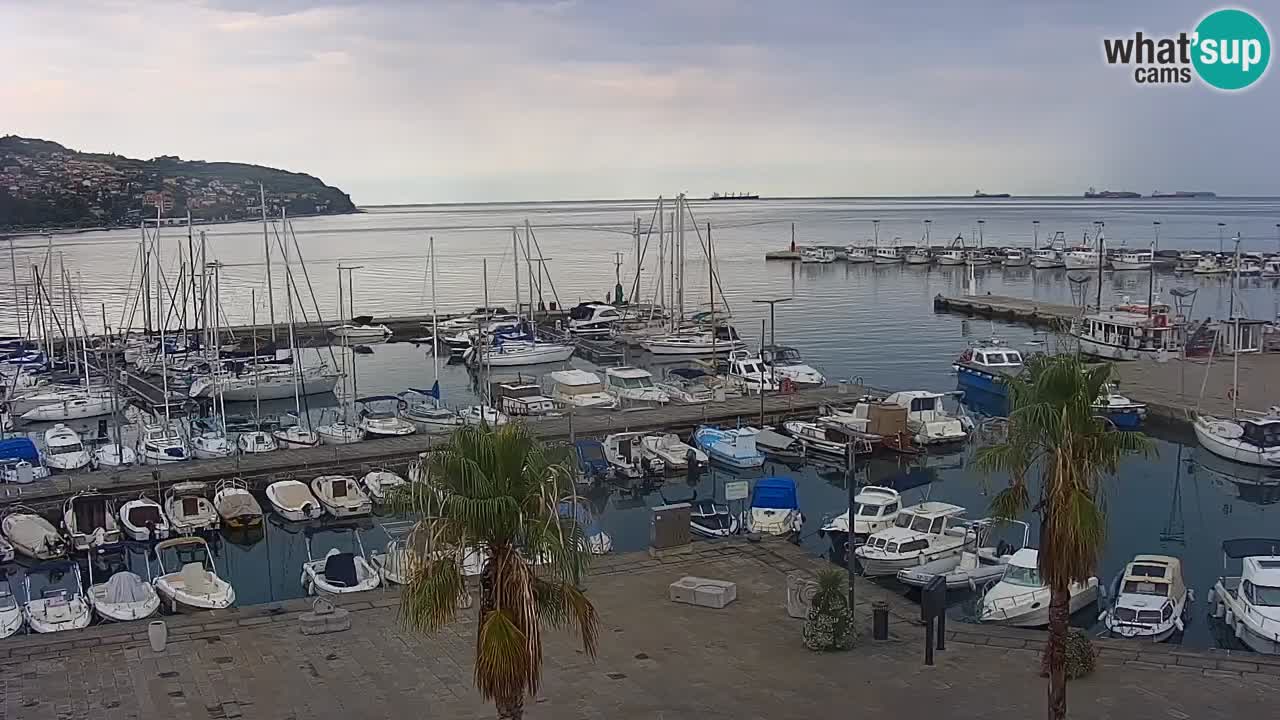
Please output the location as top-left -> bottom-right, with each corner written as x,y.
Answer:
0,437 -> 39,463
668,367 -> 714,380
356,395 -> 401,405
1222,538 -> 1280,559
751,477 -> 799,510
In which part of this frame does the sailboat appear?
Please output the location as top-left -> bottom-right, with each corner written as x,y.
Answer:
190,262 -> 233,460
93,308 -> 137,468
235,289 -> 278,455
317,265 -> 366,445
1194,234 -> 1280,468
137,218 -> 190,465
400,238 -> 463,431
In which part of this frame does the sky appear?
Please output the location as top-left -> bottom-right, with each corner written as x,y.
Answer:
1,1 -> 1276,203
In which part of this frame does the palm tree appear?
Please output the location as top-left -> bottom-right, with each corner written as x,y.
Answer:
391,424 -> 600,719
975,353 -> 1152,720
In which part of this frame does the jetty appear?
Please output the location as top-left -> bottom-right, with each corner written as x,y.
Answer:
933,293 -> 1080,327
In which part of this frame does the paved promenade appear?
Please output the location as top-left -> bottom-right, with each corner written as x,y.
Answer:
2,539 -> 1275,719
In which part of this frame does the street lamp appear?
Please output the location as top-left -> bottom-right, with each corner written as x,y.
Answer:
751,297 -> 792,348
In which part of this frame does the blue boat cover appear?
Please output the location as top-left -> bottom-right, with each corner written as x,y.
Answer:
1222,538 -> 1280,559
0,437 -> 39,463
751,476 -> 799,510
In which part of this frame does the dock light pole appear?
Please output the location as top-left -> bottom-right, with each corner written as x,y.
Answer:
872,219 -> 880,247
1218,222 -> 1226,254
845,433 -> 857,617
1032,220 -> 1040,248
977,219 -> 984,249
751,297 -> 792,348
924,219 -> 932,246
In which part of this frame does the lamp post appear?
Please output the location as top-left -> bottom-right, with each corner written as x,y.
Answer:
751,297 -> 792,348
752,297 -> 792,428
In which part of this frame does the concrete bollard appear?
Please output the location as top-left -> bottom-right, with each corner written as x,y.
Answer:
872,600 -> 889,640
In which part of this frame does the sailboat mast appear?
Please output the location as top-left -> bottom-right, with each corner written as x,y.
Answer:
282,210 -> 302,422
251,288 -> 261,422
482,258 -> 489,407
430,238 -> 440,403
1230,234 -> 1241,418
708,222 -> 716,357
156,224 -> 171,425
512,229 -> 521,316
102,303 -> 121,450
337,266 -> 349,426
260,184 -> 277,343
8,237 -> 20,337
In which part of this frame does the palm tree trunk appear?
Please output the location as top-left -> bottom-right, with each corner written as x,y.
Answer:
1045,580 -> 1070,720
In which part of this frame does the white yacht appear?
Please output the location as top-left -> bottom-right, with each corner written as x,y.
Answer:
1112,250 -> 1154,271
187,364 -> 339,402
1071,308 -> 1184,361
854,502 -> 969,577
882,391 -> 972,445
980,549 -> 1099,627
1208,539 -> 1280,654
760,345 -> 824,387
842,246 -> 874,263
465,338 -> 575,367
1100,554 -> 1190,642
22,561 -> 92,633
654,367 -> 722,404
547,369 -> 616,409
818,486 -> 901,558
164,481 -> 219,534
603,432 -> 650,479
725,351 -> 778,394
43,424 -> 92,472
62,490 -> 122,552
567,303 -> 624,338
20,392 -> 114,422
641,326 -> 746,355
639,433 -> 706,471
138,422 -> 190,464
153,537 -> 236,611
604,366 -> 669,405
1193,413 -> 1280,468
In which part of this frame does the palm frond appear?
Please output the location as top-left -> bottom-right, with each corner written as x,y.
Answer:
399,555 -> 466,633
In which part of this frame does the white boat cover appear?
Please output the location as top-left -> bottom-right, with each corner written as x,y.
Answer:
3,515 -> 61,553
103,572 -> 151,604
216,492 -> 261,519
272,483 -> 315,510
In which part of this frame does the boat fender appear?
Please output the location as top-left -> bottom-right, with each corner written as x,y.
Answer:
1225,608 -> 1235,627
302,502 -> 314,517
1235,621 -> 1245,640
1206,588 -> 1215,607
1174,618 -> 1184,632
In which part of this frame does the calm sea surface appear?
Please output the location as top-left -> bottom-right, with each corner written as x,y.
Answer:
3,198 -> 1280,649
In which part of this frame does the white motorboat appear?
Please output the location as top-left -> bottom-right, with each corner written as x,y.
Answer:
164,481 -> 219,534
191,430 -> 234,459
301,527 -> 381,595
87,548 -> 160,622
882,390 -> 972,445
138,422 -> 190,464
759,345 -> 825,387
640,326 -> 746,355
1031,248 -> 1065,269
725,351 -> 778,394
494,383 -> 557,418
316,412 -> 366,445
44,424 -> 91,472
372,541 -> 486,585
22,561 -> 92,633
467,340 -> 575,367
568,302 -> 625,337
801,247 -> 837,263
603,432 -> 652,479
1001,248 -> 1031,267
0,582 -> 22,638
1207,538 -> 1280,654
187,365 -> 339,402
693,426 -> 765,469
547,369 -> 616,409
745,476 -> 803,536
361,469 -> 407,502
460,405 -> 509,426
1194,413 -> 1280,468
654,367 -> 722,405
62,489 -> 122,552
1112,250 -> 1154,271
94,443 -> 137,467
21,393 -> 114,422
1100,554 -> 1191,642
0,532 -> 11,562
980,548 -> 1100,627
639,433 -> 707,471
153,537 -> 236,611
1,507 -> 67,559
236,430 -> 278,454
782,420 -> 867,460
604,366 -> 669,405
1064,247 -> 1101,270
855,502 -> 970,577
312,475 -> 373,517
213,478 -> 264,529
818,486 -> 902,558
273,423 -> 321,449
690,498 -> 738,538
358,396 -> 418,437
399,387 -> 466,429
872,246 -> 905,264
843,245 -> 874,263
897,519 -> 1030,591
328,322 -> 393,342
119,494 -> 171,541
267,479 -> 324,521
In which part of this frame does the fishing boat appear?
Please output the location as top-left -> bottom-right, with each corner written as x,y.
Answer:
854,502 -> 970,577
1094,385 -> 1147,428
690,498 -> 739,538
640,433 -> 707,471
311,475 -> 373,517
882,390 -> 972,445
1,507 -> 66,559
842,246 -> 874,263
1112,250 -> 1155,271
1192,256 -> 1231,275
935,236 -> 967,266
801,247 -> 837,264
604,366 -> 669,405
213,478 -> 264,529
86,547 -> 160,622
361,469 -> 407,502
328,316 -> 393,342
1031,247 -> 1065,269
164,482 -> 219,534
904,247 -> 932,265
118,494 -> 171,541
693,426 -> 765,469
62,489 -> 122,552
1001,248 -> 1031,267
266,479 -> 324,521
44,424 -> 92,472
22,561 -> 92,633
897,519 -> 1030,591
153,536 -> 236,612
357,396 -> 417,437
745,476 -> 803,536
641,325 -> 747,355
980,549 -> 1099,627
1071,306 -> 1184,361
818,486 -> 902,558
138,421 -> 190,464
964,249 -> 992,267
759,345 -> 825,387
603,432 -> 652,479
952,339 -> 1024,398
301,526 -> 381,595
0,582 -> 22,638
873,246 -> 905,264
547,369 -> 616,409
1207,538 -> 1280,654
724,351 -> 778,394
1099,554 -> 1191,642
1064,246 -> 1101,270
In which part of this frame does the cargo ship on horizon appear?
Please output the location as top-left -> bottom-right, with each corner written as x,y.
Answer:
1084,187 -> 1141,199
1150,190 -> 1217,198
973,189 -> 1011,198
709,192 -> 760,200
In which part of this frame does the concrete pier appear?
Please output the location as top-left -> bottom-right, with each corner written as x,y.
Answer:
933,293 -> 1080,327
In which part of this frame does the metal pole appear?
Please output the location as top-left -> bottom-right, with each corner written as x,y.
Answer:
8,237 -> 19,337
759,318 -> 766,425
1149,222 -> 1159,317
260,184 -> 277,343
846,435 -> 857,612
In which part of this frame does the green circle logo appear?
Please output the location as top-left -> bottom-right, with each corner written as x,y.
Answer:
1192,9 -> 1270,90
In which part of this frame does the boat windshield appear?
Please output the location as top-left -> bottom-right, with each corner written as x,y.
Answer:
1121,580 -> 1169,596
1251,583 -> 1280,607
616,376 -> 654,389
54,442 -> 85,453
578,445 -> 606,462
892,513 -> 934,532
772,349 -> 802,364
856,503 -> 884,517
560,382 -> 605,395
1002,564 -> 1042,587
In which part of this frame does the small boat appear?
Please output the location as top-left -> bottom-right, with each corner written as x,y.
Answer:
801,247 -> 837,263
904,247 -> 932,265
372,540 -> 485,585
640,433 -> 707,471
86,547 -> 160,622
855,502 -> 970,577
690,498 -> 738,538
398,388 -> 466,429
953,339 -> 1025,399
693,426 -> 765,469
236,429 -> 278,455
459,405 -> 509,426
1192,256 -> 1230,275
574,440 -> 612,482
1207,538 -> 1280,654
935,245 -> 967,266
20,392 -> 114,422
22,560 -> 92,633
897,519 -> 1030,591
980,549 -> 1099,627
1112,250 -> 1154,271
1,507 -> 67,559
1100,554 -> 1191,642
153,536 -> 236,611
361,469 -> 407,502
192,429 -> 234,459
654,367 -> 721,405
873,246 -> 905,264
164,481 -> 220,534
1064,247 -> 1101,270
44,424 -> 92,472
782,419 -> 866,460
641,326 -> 747,355
1071,307 -> 1184,362
547,369 -> 616,409
603,432 -> 652,479
358,396 -> 418,437
759,345 -> 825,387
1031,247 -> 1065,269
316,412 -> 366,445
138,422 -> 190,464
266,479 -> 324,521
494,383 -> 557,417
311,475 -> 373,517
328,317 -> 393,342
0,582 -> 22,638
1001,248 -> 1031,267
558,498 -> 612,554
882,390 -> 973,445
1094,385 -> 1147,429
94,442 -> 137,467
964,249 -> 993,267
724,351 -> 778,394
213,478 -> 264,529
119,494 -> 171,541
818,486 -> 902,559
753,426 -> 806,463
1194,412 -> 1280,468
466,337 -> 575,367
567,302 -> 625,338
0,532 -> 12,562
604,366 -> 669,405
62,489 -> 122,552
745,476 -> 803,536
301,526 -> 381,595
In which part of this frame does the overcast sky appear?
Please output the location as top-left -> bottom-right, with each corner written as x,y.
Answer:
2,1 -> 1275,203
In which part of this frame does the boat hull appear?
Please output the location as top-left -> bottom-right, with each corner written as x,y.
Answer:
1073,336 -> 1170,362
1195,417 -> 1280,467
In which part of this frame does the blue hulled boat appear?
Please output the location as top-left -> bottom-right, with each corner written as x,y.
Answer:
1093,385 -> 1147,429
953,340 -> 1024,398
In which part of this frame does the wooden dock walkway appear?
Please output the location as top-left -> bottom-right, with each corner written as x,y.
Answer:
0,384 -> 876,510
933,293 -> 1081,327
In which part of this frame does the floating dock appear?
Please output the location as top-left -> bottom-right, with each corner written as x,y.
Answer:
933,293 -> 1081,327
